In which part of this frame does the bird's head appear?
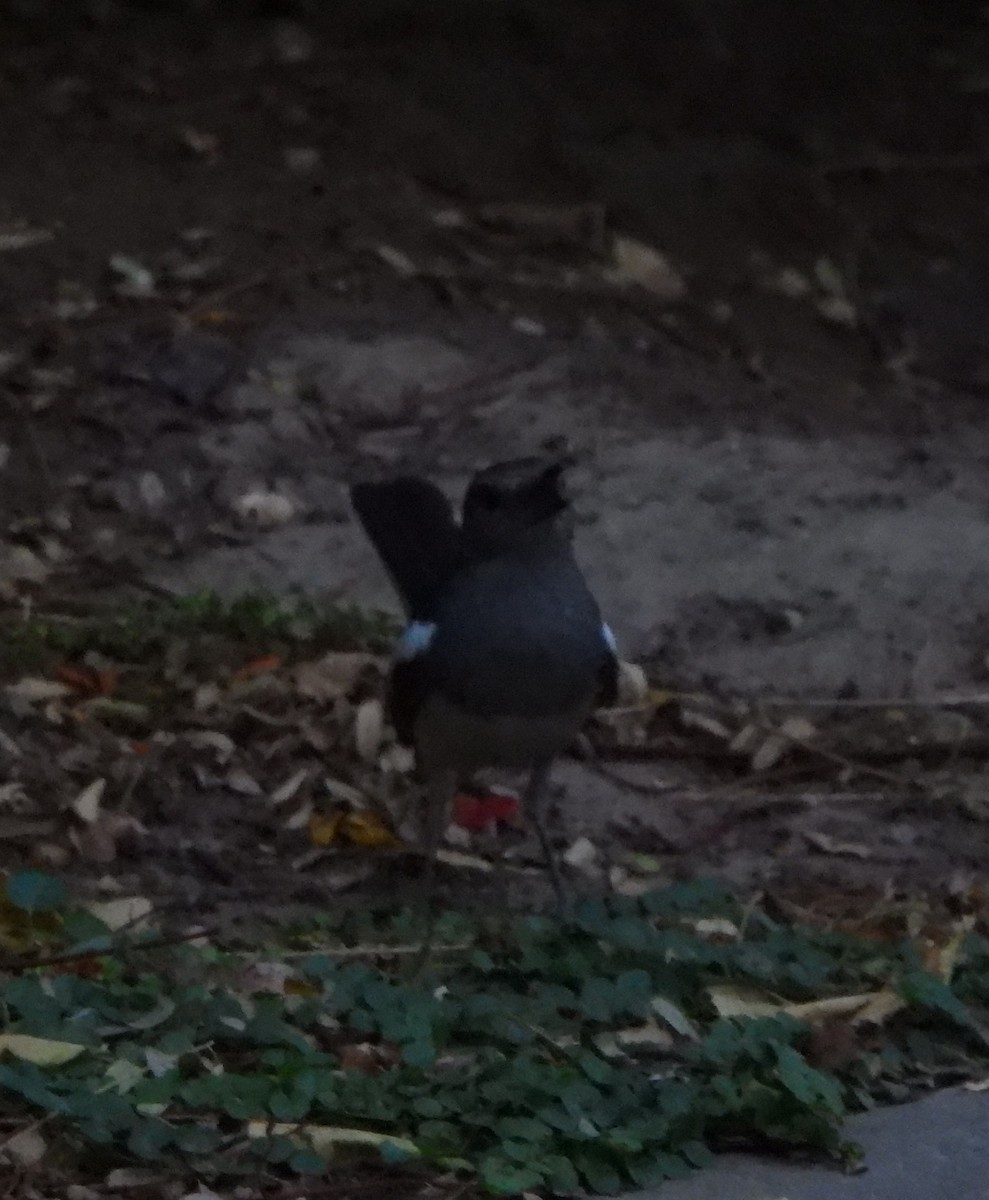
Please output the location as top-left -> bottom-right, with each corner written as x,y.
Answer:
461,453 -> 575,556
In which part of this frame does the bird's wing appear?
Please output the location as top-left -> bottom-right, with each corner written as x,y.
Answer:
350,478 -> 464,620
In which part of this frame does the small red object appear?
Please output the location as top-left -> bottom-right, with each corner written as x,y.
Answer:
452,790 -> 520,832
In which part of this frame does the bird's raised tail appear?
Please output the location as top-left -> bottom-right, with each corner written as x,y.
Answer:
350,478 -> 464,621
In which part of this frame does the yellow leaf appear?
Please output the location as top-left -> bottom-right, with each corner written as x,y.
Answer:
309,810 -> 345,848
246,1121 -> 418,1161
707,983 -> 904,1027
341,810 -> 399,848
0,1033 -> 86,1066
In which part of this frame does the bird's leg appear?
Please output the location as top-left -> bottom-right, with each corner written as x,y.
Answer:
522,760 -> 569,913
408,768 -> 456,974
421,768 -> 456,899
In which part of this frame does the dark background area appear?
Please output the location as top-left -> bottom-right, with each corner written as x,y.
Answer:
3,0 -> 989,918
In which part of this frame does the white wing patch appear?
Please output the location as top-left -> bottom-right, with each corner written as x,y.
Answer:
601,622 -> 618,655
396,620 -> 437,661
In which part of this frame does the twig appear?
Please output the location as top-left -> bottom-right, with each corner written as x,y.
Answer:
762,692 -> 989,709
0,924 -> 216,974
245,939 -> 474,961
584,756 -> 679,797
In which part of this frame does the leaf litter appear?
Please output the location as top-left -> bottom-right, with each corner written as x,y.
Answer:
1,592 -> 989,1195
1,874 -> 989,1196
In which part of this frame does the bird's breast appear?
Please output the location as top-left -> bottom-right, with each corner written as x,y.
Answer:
413,691 -> 592,774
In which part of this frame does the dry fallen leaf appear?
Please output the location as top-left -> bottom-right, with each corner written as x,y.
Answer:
57,664 -> 118,697
87,895 -> 153,932
1,1124 -> 48,1167
615,659 -> 649,706
271,767 -> 310,806
354,698 -> 384,763
594,1019 -> 675,1058
804,831 -> 873,860
293,652 -> 378,702
604,236 -> 685,302
72,777 -> 106,824
435,848 -> 493,873
0,222 -> 53,252
375,244 -> 419,277
184,730 -> 236,762
680,707 -> 733,741
5,677 -> 72,704
70,811 -> 146,864
309,810 -> 345,848
817,294 -> 858,327
232,488 -> 295,528
246,1121 -> 418,1162
230,654 -> 282,685
563,836 -> 598,871
226,768 -> 263,797
708,981 -> 905,1027
0,783 -> 31,813
109,253 -> 157,298
0,1033 -> 86,1067
763,265 -> 812,298
341,809 -> 399,848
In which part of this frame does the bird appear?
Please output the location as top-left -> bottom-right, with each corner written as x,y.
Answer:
350,451 -> 617,906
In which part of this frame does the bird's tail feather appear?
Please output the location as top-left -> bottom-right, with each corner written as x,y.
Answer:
350,478 -> 463,620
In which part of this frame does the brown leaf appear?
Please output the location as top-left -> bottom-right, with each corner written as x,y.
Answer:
293,652 -> 378,702
354,698 -> 384,763
70,812 -> 146,864
605,236 -> 685,301
230,655 -> 283,685
72,777 -> 106,824
57,664 -> 118,697
804,830 -> 872,859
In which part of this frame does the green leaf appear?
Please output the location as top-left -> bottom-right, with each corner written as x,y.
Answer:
128,1119 -> 174,1159
581,977 -> 616,1022
579,1050 -> 614,1084
575,1148 -> 624,1194
269,1089 -> 310,1122
402,1040 -> 435,1068
289,1149 -> 326,1175
174,1124 -> 221,1154
900,971 -> 973,1027
775,1045 -> 843,1116
480,1155 -> 545,1194
545,1153 -> 580,1193
6,870 -> 67,913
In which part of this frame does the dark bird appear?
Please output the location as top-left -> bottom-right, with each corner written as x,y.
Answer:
350,452 -> 617,905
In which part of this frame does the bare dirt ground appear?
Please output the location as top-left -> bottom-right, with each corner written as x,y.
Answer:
2,0 -> 989,927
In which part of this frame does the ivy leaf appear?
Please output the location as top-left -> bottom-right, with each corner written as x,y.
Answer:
479,1155 -> 545,1195
174,1124 -> 222,1154
581,977 -> 616,1022
775,1045 -> 844,1116
900,971 -> 973,1027
289,1149 -> 326,1174
128,1119 -> 174,1159
5,871 -> 67,913
575,1148 -> 624,1194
